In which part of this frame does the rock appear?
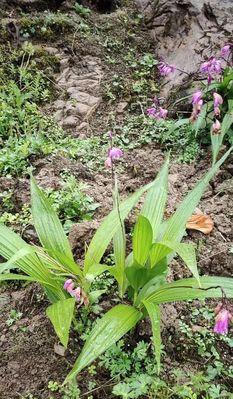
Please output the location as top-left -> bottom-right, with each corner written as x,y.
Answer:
68,90 -> 101,107
54,109 -> 64,122
116,101 -> 128,113
61,115 -> 79,128
75,103 -> 91,117
54,343 -> 65,356
53,100 -> 66,110
60,58 -> 69,70
43,46 -> 59,56
135,0 -> 233,97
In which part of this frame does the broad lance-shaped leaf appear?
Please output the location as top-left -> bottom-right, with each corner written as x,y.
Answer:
141,157 -> 169,241
30,177 -> 78,274
46,298 -> 75,348
65,304 -> 142,382
144,276 -> 233,304
0,223 -> 59,287
150,241 -> 200,285
143,301 -> 161,374
133,216 -> 153,265
161,148 -> 232,245
83,181 -> 155,274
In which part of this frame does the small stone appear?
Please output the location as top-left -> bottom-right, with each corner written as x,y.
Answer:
44,46 -> 59,56
75,103 -> 91,117
60,58 -> 69,70
192,325 -> 204,333
54,109 -> 64,122
54,343 -> 65,356
53,100 -> 66,110
116,101 -> 128,113
62,115 -> 79,128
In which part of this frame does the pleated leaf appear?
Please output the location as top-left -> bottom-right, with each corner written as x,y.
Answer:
31,177 -> 75,270
150,241 -> 199,285
83,181 -> 154,274
141,157 -> 169,240
143,301 -> 161,373
65,304 -> 141,382
161,148 -> 232,245
46,298 -> 75,348
145,276 -> 233,304
0,224 -> 58,286
133,216 -> 153,266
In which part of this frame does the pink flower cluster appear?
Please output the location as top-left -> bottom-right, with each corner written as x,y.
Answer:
158,61 -> 175,77
64,279 -> 88,305
200,44 -> 232,84
105,147 -> 123,169
200,57 -> 222,84
147,106 -> 168,120
214,303 -> 232,335
190,89 -> 223,134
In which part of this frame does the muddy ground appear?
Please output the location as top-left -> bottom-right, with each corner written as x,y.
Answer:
0,1 -> 232,398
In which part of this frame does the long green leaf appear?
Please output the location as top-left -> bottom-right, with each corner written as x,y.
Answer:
0,224 -> 57,286
145,276 -> 233,304
83,181 -> 154,274
161,148 -> 232,244
30,177 -> 75,269
133,216 -> 153,265
65,304 -> 142,382
143,301 -> 161,373
141,157 -> 169,240
150,241 -> 199,285
46,298 -> 75,348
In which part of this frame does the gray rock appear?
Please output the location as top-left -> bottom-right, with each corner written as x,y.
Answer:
135,0 -> 233,97
62,115 -> 79,128
44,46 -> 59,56
54,109 -> 64,122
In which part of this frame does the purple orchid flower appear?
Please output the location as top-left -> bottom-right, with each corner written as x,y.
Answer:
158,61 -> 175,76
213,92 -> 223,115
63,279 -> 74,294
109,147 -> 123,160
214,308 -> 231,335
192,90 -> 203,105
221,44 -> 231,58
212,119 -> 221,134
200,57 -> 222,84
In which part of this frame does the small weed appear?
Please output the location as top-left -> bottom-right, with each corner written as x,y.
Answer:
113,115 -> 200,162
48,380 -> 81,399
20,12 -> 74,39
74,3 -> 91,17
6,309 -> 23,326
45,172 -> 99,231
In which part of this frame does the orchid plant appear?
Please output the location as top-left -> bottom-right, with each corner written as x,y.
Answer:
0,143 -> 233,382
147,44 -> 233,164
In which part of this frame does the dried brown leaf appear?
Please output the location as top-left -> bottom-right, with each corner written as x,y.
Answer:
186,214 -> 214,234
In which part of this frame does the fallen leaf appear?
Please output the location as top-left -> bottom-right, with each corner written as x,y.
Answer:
186,214 -> 214,234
